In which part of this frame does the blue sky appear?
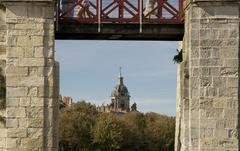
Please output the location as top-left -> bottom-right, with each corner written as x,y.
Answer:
55,40 -> 179,115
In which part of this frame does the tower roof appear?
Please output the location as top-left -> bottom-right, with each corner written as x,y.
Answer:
111,67 -> 130,97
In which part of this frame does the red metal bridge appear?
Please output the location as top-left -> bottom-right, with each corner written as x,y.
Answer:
55,0 -> 184,40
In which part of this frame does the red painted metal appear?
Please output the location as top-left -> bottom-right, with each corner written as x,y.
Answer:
57,0 -> 183,24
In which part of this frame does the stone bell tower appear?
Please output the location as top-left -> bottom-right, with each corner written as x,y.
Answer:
110,67 -> 130,113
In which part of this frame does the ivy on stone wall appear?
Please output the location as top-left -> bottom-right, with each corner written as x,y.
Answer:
0,68 -> 5,110
0,116 -> 5,124
0,67 -> 6,124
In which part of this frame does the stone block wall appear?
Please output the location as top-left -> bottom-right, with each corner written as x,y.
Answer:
177,0 -> 240,150
0,59 -> 6,151
175,42 -> 190,151
0,0 -> 59,150
0,4 -> 6,151
0,4 -> 6,59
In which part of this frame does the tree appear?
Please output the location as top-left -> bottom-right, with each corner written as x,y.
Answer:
59,100 -> 176,151
144,112 -> 175,151
92,113 -> 124,151
120,111 -> 146,151
59,101 -> 98,151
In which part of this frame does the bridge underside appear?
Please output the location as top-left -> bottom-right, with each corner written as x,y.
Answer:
55,21 -> 184,40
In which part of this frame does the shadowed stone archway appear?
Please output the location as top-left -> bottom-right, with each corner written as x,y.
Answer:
0,0 -> 239,150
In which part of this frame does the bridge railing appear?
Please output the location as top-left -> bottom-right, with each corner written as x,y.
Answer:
56,0 -> 183,24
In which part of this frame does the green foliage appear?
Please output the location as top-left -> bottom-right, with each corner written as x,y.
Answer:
145,112 -> 175,151
120,111 -> 146,151
59,101 -> 98,151
92,113 -> 124,151
59,101 -> 175,151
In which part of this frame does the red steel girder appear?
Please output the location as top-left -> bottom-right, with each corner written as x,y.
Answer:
57,0 -> 184,24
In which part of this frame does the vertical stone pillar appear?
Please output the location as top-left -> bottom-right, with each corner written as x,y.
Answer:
0,4 -> 6,60
0,1 -> 59,150
180,0 -> 240,150
175,41 -> 190,151
175,53 -> 183,151
0,4 -> 6,151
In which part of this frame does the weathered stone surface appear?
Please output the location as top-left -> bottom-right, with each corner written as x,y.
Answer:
31,97 -> 44,107
28,118 -> 43,128
6,107 -> 26,118
18,119 -> 27,128
7,76 -> 45,87
0,129 -> 6,138
6,119 -> 18,128
7,128 -> 27,138
6,138 -> 18,148
6,98 -> 19,107
1,1 -> 59,150
5,65 -> 28,76
38,86 -> 59,97
21,137 -> 43,150
176,1 -> 240,151
19,97 -> 30,107
0,138 -> 5,148
19,58 -> 45,67
26,107 -> 43,118
7,87 -> 28,97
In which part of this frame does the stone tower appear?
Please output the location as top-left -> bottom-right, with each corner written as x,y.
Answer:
110,68 -> 130,113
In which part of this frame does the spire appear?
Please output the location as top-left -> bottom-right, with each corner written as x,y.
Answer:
118,66 -> 123,85
119,66 -> 122,77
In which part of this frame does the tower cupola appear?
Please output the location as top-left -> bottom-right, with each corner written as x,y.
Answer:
110,67 -> 130,112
